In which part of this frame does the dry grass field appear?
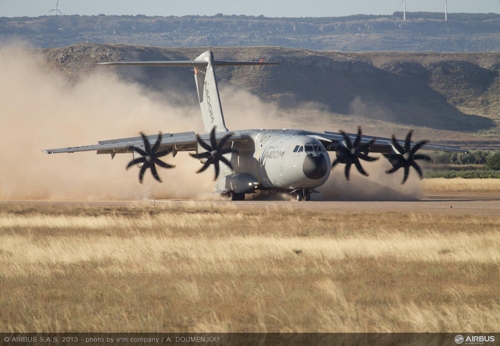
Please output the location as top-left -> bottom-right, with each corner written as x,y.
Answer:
0,196 -> 499,333
423,178 -> 500,193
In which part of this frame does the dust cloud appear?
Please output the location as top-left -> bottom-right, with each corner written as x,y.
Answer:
0,43 -> 422,201
319,158 -> 423,201
0,44 -> 212,200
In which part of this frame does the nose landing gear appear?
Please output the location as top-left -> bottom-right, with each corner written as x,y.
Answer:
295,189 -> 311,202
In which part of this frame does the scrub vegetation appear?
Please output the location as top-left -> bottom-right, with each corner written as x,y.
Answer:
3,12 -> 500,52
0,201 -> 499,332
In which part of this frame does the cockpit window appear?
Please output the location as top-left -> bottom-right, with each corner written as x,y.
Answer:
314,145 -> 322,152
305,145 -> 313,152
293,145 -> 300,153
297,146 -> 304,153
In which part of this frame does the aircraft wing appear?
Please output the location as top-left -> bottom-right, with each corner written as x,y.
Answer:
305,130 -> 466,153
43,131 -> 248,156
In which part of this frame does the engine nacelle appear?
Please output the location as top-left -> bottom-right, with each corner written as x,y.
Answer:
224,173 -> 259,194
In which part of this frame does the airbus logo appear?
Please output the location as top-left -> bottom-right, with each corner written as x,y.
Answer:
455,335 -> 495,344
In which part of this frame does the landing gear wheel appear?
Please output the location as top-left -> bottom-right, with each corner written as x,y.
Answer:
304,190 -> 311,201
231,193 -> 245,201
296,191 -> 304,202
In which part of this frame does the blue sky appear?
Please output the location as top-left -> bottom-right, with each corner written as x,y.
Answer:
0,0 -> 499,18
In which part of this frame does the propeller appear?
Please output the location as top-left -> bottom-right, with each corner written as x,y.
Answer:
190,126 -> 239,180
331,126 -> 378,180
126,132 -> 175,184
384,130 -> 433,184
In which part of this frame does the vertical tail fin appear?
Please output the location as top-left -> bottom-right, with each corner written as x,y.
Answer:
193,51 -> 228,133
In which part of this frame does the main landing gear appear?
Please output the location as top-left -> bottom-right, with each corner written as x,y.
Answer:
296,189 -> 311,202
231,193 -> 245,201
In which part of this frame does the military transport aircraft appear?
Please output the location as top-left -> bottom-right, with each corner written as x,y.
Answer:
43,51 -> 465,201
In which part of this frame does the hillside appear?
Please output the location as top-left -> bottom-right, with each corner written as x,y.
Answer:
38,44 -> 500,148
2,12 -> 500,52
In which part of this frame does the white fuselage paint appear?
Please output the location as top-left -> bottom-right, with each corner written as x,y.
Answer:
227,130 -> 331,190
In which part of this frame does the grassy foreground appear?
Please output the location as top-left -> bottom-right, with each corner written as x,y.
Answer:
0,202 -> 499,333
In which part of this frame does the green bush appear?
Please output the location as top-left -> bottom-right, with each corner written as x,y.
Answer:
485,152 -> 500,170
429,150 -> 496,165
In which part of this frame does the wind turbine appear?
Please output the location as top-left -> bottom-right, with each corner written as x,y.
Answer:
49,0 -> 63,16
401,0 -> 407,21
444,0 -> 448,21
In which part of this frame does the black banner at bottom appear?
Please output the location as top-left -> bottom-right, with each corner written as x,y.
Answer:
0,333 -> 498,346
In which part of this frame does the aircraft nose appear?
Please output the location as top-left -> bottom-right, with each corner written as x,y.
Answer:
303,154 -> 328,180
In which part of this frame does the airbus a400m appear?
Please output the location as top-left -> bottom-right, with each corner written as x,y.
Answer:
43,51 -> 465,201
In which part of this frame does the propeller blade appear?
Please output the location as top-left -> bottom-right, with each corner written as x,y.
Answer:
196,157 -> 214,173
359,138 -> 376,152
353,127 -> 362,148
150,163 -> 162,182
358,153 -> 379,162
413,154 -> 433,162
196,135 -> 212,152
126,131 -> 175,183
210,127 -> 217,149
339,130 -> 353,149
336,145 -> 350,154
217,133 -> 233,150
138,162 -> 150,184
404,130 -> 413,152
344,162 -> 352,180
219,156 -> 233,170
332,127 -> 377,180
411,161 -> 424,179
402,165 -> 410,184
410,140 -> 429,154
140,133 -> 151,153
391,135 -> 405,155
126,156 -> 146,169
152,132 -> 162,153
386,160 -> 404,174
130,146 -> 147,157
192,127 -> 240,179
190,152 -> 212,159
354,158 -> 368,176
214,160 -> 220,180
155,158 -> 175,169
156,148 -> 172,158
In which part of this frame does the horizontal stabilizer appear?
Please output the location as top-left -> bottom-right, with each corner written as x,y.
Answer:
98,51 -> 279,134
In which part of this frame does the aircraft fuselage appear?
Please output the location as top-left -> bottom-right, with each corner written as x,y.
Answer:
221,130 -> 331,192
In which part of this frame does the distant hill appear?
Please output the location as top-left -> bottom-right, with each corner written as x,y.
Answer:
42,44 -> 500,147
2,12 -> 500,52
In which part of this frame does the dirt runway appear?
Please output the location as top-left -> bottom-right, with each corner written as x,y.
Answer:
3,191 -> 499,215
